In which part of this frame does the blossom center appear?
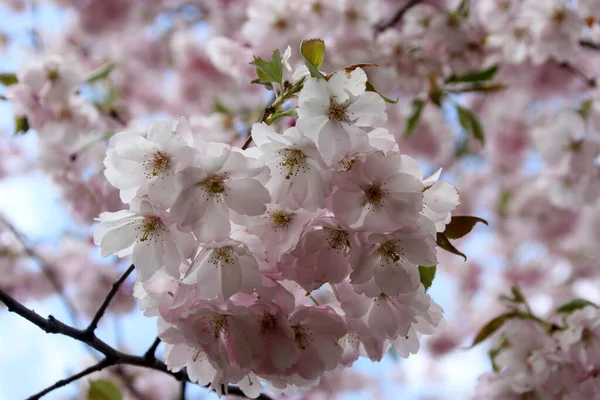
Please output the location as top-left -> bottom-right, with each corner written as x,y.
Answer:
362,183 -> 386,207
379,241 -> 401,263
293,325 -> 313,350
139,216 -> 164,242
328,103 -> 349,122
259,313 -> 278,334
145,151 -> 171,177
311,1 -> 324,15
326,228 -> 350,250
280,148 -> 306,179
272,17 -> 288,30
345,8 -> 359,22
202,174 -> 226,194
203,314 -> 229,339
270,209 -> 295,229
209,246 -> 235,265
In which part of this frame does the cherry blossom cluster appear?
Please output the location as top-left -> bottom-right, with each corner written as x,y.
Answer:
473,299 -> 600,399
3,0 -> 600,397
92,53 -> 460,395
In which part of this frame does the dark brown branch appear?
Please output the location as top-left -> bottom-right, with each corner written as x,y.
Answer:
375,0 -> 422,33
241,106 -> 274,150
180,381 -> 187,400
0,287 -> 274,399
27,358 -> 114,400
580,39 -> 600,50
85,264 -> 135,334
144,337 -> 162,361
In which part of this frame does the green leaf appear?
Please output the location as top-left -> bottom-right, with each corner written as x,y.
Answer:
300,38 -> 326,79
456,105 -> 485,144
445,64 -> 498,84
578,99 -> 593,120
404,99 -> 425,137
470,312 -> 522,347
265,108 -> 297,125
456,0 -> 470,18
436,232 -> 467,261
85,63 -> 115,84
14,116 -> 29,135
444,215 -> 488,239
365,81 -> 398,104
418,266 -> 436,292
0,72 -> 18,86
250,49 -> 283,87
88,380 -> 123,400
213,99 -> 229,114
555,298 -> 598,313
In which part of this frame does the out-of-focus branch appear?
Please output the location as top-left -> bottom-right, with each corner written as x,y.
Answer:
580,39 -> 600,50
0,214 -> 79,324
559,62 -> 597,88
375,0 -> 422,33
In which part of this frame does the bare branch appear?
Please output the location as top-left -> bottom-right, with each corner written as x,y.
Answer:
180,381 -> 187,400
144,337 -> 162,361
85,264 -> 135,334
580,39 -> 600,50
0,287 -> 274,399
27,358 -> 114,400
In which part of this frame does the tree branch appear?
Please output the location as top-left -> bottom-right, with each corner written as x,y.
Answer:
27,358 -> 114,400
580,39 -> 600,50
144,337 -> 162,361
375,0 -> 422,33
85,264 -> 135,334
0,287 -> 274,399
180,381 -> 187,400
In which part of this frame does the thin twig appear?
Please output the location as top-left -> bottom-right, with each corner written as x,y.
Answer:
85,264 -> 135,334
375,0 -> 422,33
0,214 -> 79,324
580,39 -> 600,50
242,106 -> 274,150
27,358 -> 114,400
180,381 -> 187,400
144,337 -> 162,361
558,62 -> 597,88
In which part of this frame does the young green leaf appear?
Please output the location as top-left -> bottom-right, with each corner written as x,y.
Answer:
418,265 -> 436,292
444,215 -> 488,239
456,105 -> 485,144
265,108 -> 297,124
436,232 -> 467,261
14,116 -> 29,135
85,63 -> 115,84
445,64 -> 499,84
470,312 -> 523,347
0,72 -> 18,86
88,380 -> 123,400
555,298 -> 598,313
404,99 -> 425,137
250,49 -> 284,86
300,38 -> 326,79
365,81 -> 398,104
